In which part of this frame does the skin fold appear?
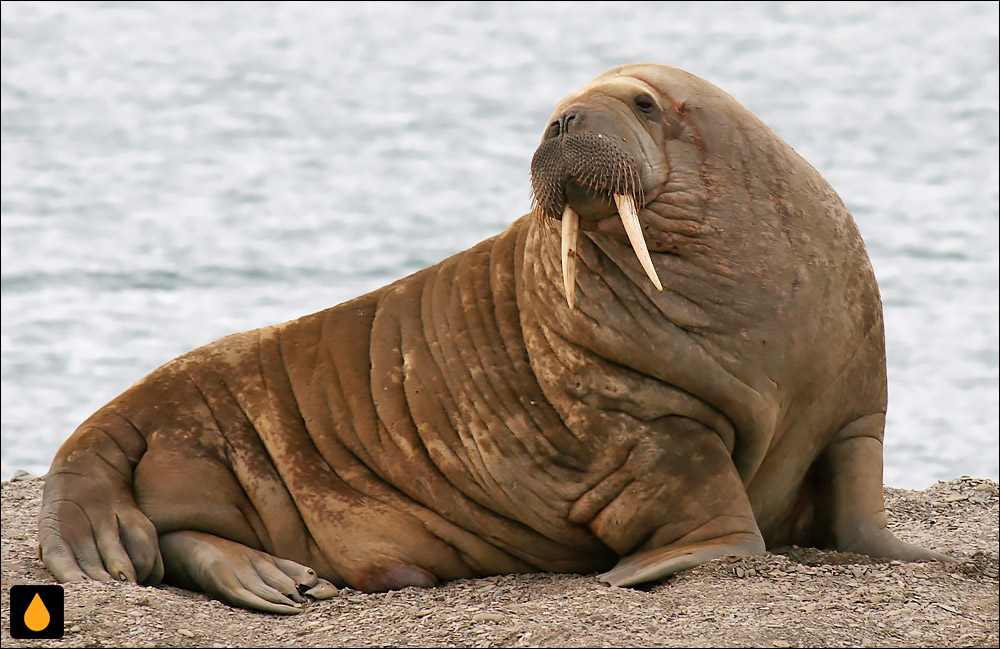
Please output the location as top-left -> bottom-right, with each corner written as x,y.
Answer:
37,64 -> 948,614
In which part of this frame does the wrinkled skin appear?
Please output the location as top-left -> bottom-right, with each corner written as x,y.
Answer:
38,64 -> 948,614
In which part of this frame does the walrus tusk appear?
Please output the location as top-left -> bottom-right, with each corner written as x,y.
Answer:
614,193 -> 663,291
561,204 -> 580,309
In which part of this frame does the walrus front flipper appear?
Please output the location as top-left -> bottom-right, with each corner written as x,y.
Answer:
159,530 -> 337,614
39,422 -> 164,585
598,530 -> 765,587
579,419 -> 767,588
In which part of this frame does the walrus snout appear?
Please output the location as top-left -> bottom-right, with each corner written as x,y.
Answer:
530,112 -> 661,309
530,131 -> 642,222
531,99 -> 647,219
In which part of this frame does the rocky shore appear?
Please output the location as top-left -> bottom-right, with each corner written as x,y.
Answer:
2,476 -> 997,648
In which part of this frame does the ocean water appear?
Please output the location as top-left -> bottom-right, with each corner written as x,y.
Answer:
2,1 -> 997,489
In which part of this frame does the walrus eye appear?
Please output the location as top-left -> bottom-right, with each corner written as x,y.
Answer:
634,94 -> 657,114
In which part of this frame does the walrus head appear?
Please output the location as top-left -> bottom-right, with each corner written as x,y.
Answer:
530,71 -> 676,308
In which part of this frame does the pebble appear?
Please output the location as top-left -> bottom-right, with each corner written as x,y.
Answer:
69,625 -> 82,633
177,629 -> 195,638
932,602 -> 960,614
772,641 -> 792,648
472,612 -> 504,623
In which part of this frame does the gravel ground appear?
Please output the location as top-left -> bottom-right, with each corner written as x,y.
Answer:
2,475 -> 997,648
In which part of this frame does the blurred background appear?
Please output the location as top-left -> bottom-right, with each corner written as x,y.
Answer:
2,1 -> 997,488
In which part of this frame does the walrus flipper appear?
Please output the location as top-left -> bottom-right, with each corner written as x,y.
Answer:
581,419 -> 767,588
598,530 -> 765,587
158,531 -> 337,614
38,420 -> 164,585
824,416 -> 953,562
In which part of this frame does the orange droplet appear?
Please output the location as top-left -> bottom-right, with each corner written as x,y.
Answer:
24,592 -> 51,632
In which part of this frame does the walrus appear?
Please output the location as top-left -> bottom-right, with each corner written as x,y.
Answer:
37,64 -> 948,614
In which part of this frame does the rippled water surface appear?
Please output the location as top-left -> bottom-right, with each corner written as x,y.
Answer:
2,1 -> 998,488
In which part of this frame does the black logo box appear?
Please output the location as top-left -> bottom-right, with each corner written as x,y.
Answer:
9,585 -> 64,640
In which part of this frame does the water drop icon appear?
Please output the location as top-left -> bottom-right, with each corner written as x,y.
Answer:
24,592 -> 51,632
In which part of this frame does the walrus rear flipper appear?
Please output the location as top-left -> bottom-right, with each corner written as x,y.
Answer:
38,418 -> 164,586
158,531 -> 337,614
824,415 -> 953,563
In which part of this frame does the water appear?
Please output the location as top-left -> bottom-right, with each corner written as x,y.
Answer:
2,1 -> 997,489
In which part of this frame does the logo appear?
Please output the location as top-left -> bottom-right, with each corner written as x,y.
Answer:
9,585 -> 64,639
